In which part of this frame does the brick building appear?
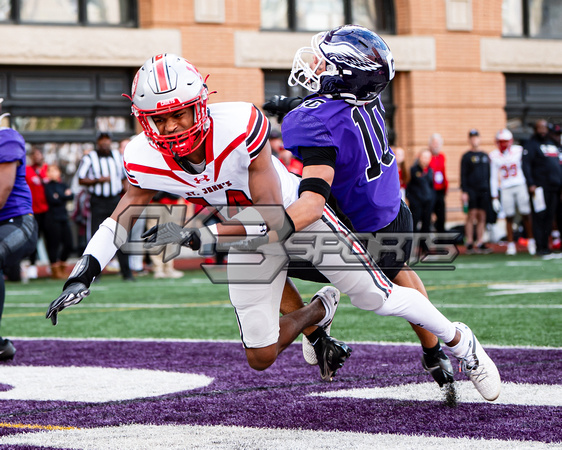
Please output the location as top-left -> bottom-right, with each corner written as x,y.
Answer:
1,0 -> 561,224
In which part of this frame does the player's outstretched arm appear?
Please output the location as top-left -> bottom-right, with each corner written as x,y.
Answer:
46,255 -> 100,325
47,184 -> 156,325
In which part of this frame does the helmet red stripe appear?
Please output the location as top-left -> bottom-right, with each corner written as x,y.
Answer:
154,54 -> 170,92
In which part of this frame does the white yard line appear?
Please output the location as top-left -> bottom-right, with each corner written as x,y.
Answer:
9,337 -> 562,350
0,424 -> 557,450
6,301 -> 562,310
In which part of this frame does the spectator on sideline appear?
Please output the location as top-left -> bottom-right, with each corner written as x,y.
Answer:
547,123 -> 562,251
490,129 -> 535,255
77,131 -> 134,281
428,133 -> 448,232
269,129 -> 303,176
70,183 -> 90,255
522,119 -> 561,256
460,129 -> 492,254
24,146 -> 49,279
394,147 -> 409,201
44,164 -> 75,279
406,149 -> 435,233
0,99 -> 38,360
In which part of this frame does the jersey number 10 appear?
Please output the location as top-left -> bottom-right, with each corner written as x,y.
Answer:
352,100 -> 395,181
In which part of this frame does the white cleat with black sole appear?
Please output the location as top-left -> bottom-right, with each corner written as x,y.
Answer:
302,286 -> 340,365
454,322 -> 501,401
302,287 -> 352,381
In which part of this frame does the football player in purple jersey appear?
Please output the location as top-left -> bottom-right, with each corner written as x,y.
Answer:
0,99 -> 39,361
267,25 -> 501,400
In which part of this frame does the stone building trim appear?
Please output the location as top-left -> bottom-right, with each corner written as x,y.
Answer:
0,26 -> 182,67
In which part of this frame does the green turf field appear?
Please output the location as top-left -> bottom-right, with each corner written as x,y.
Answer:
3,253 -> 561,347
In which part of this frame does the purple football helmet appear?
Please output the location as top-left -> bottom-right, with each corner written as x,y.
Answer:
289,25 -> 395,102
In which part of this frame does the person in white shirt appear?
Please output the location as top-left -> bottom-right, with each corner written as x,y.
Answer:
489,129 -> 535,255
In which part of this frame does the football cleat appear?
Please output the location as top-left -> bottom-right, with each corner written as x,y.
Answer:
506,242 -> 517,256
454,322 -> 501,401
303,286 -> 340,365
527,238 -> 537,256
302,322 -> 331,366
421,347 -> 455,387
0,338 -> 16,362
313,335 -> 352,382
312,286 -> 340,329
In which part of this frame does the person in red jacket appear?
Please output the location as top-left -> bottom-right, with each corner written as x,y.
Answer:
428,133 -> 448,232
269,129 -> 303,176
24,147 -> 49,278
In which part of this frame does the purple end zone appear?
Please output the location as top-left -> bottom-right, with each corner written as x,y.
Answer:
0,340 -> 560,444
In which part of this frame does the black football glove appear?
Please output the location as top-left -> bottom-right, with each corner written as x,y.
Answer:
46,282 -> 90,326
142,222 -> 201,250
262,95 -> 302,122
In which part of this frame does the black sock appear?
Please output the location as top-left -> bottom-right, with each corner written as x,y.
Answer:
422,342 -> 442,358
305,327 -> 328,346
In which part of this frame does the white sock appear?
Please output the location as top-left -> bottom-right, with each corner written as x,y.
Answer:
374,285 -> 457,343
446,322 -> 473,359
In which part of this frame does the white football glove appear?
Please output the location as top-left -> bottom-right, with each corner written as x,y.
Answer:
492,198 -> 501,213
46,282 -> 90,326
142,222 -> 202,250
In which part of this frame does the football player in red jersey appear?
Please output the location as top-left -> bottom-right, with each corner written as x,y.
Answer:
46,54 -> 351,380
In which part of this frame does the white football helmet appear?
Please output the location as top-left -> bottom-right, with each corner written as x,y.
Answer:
128,54 -> 210,157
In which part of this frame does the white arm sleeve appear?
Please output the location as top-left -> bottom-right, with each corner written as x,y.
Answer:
83,218 -> 128,270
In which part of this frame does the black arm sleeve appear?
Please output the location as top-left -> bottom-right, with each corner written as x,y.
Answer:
460,153 -> 469,192
522,145 -> 535,187
298,146 -> 337,169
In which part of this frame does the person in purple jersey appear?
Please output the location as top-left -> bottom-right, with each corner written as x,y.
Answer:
0,99 -> 38,361
284,95 -> 400,233
266,25 -> 501,401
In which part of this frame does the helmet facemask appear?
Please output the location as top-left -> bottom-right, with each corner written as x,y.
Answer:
288,32 -> 338,94
133,94 -> 210,158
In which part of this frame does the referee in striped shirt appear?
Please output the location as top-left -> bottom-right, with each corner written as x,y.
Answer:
77,132 -> 134,281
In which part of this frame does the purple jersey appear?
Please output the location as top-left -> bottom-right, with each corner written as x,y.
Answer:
282,96 -> 400,232
0,128 -> 33,221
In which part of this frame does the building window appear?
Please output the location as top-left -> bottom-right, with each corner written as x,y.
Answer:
0,0 -> 137,26
505,74 -> 562,141
502,0 -> 562,39
0,67 -> 135,143
261,0 -> 395,33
